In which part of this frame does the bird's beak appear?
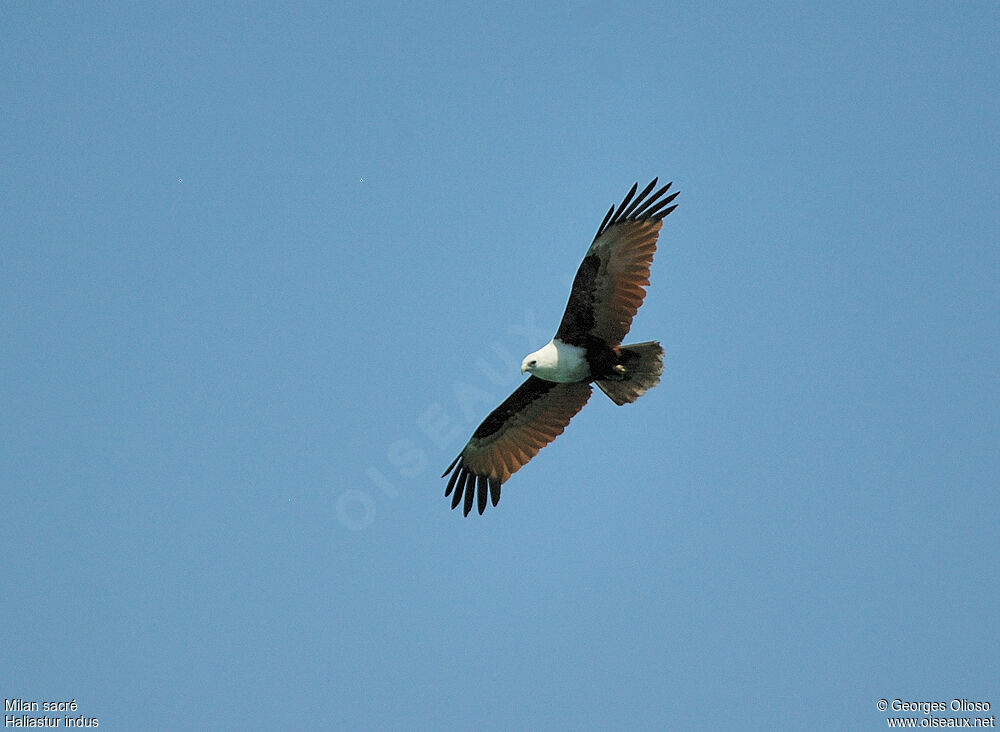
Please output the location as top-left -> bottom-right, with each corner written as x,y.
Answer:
520,364 -> 527,374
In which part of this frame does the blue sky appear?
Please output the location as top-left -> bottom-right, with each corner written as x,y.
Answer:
3,2 -> 998,729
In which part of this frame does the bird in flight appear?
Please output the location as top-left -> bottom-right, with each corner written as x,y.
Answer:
443,179 -> 679,515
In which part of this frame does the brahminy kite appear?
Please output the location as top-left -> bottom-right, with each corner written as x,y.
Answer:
443,179 -> 678,515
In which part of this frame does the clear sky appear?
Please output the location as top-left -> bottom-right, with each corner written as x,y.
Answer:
3,2 -> 998,730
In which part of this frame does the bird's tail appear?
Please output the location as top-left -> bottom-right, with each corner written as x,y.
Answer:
596,341 -> 664,406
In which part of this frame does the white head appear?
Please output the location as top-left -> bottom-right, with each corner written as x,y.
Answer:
520,341 -> 559,375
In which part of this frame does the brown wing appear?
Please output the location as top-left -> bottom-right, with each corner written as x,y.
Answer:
442,376 -> 592,515
555,179 -> 678,347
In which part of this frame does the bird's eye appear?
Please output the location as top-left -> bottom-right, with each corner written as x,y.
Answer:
529,360 -> 536,367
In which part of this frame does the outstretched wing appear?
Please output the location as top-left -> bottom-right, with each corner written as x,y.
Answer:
556,179 -> 678,347
442,376 -> 592,516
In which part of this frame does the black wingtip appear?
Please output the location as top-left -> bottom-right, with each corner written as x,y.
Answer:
442,454 -> 461,478
596,204 -> 615,239
596,178 -> 678,237
445,463 -> 462,498
444,462 -> 504,515
476,474 -> 488,515
462,472 -> 476,516
629,181 -> 675,220
611,182 -> 639,222
621,178 -> 658,219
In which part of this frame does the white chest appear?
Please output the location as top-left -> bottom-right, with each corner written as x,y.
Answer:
530,339 -> 589,383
